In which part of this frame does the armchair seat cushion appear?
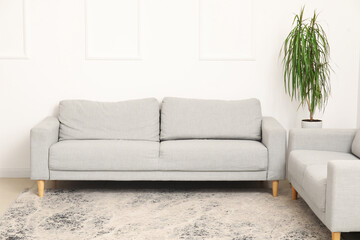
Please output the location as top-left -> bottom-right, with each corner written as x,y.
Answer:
288,150 -> 358,212
288,150 -> 357,185
49,140 -> 159,171
302,165 -> 328,212
159,140 -> 267,171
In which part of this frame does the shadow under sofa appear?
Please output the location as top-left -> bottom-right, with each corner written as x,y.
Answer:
30,97 -> 286,197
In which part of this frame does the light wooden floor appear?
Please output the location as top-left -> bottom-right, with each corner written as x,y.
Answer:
0,178 -> 34,215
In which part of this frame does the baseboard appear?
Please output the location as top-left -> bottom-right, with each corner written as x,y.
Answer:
0,168 -> 30,178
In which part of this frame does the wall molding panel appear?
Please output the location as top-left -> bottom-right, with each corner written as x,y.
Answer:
85,0 -> 141,60
199,0 -> 255,61
0,0 -> 28,59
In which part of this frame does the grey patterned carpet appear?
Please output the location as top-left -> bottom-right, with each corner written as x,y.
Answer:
0,181 -> 359,240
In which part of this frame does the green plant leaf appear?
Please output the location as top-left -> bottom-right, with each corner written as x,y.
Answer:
280,6 -> 332,120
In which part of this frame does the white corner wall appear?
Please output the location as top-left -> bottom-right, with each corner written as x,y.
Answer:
0,0 -> 360,177
358,53 -> 360,128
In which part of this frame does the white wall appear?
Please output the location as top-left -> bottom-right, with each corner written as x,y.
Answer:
0,0 -> 359,177
358,53 -> 360,128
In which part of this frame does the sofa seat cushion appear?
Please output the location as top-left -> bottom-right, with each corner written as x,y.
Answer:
59,98 -> 160,141
159,140 -> 268,171
288,150 -> 358,186
160,97 -> 262,141
49,140 -> 159,171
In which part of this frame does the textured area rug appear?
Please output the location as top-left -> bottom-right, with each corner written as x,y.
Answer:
0,182 -> 339,239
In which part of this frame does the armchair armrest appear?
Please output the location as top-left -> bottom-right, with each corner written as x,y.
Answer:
262,117 -> 287,180
30,117 -> 59,180
288,129 -> 356,154
326,160 -> 360,232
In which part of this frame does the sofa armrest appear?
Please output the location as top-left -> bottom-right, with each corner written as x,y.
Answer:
30,117 -> 59,180
262,117 -> 287,180
326,160 -> 360,232
288,129 -> 356,154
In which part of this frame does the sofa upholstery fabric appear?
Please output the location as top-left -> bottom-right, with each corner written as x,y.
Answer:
288,129 -> 356,154
288,128 -> 360,233
49,170 -> 268,181
302,165 -> 328,212
160,97 -> 262,140
288,150 -> 357,186
59,98 -> 160,141
31,98 -> 286,186
326,160 -> 360,232
49,140 -> 159,171
159,140 -> 267,171
30,117 -> 59,180
261,117 -> 287,180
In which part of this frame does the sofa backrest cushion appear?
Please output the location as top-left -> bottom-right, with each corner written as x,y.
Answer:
352,130 -> 360,158
59,98 -> 160,141
160,97 -> 262,141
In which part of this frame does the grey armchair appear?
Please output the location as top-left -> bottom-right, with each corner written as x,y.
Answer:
287,128 -> 360,240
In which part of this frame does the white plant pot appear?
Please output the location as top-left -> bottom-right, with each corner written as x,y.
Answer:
301,120 -> 323,128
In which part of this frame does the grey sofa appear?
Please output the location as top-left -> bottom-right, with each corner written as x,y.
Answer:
288,129 -> 360,240
31,97 -> 286,197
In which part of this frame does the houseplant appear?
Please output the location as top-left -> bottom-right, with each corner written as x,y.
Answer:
281,7 -> 331,128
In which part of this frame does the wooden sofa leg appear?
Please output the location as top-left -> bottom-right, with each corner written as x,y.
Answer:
37,180 -> 45,197
332,232 -> 341,240
292,186 -> 298,200
272,180 -> 279,197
